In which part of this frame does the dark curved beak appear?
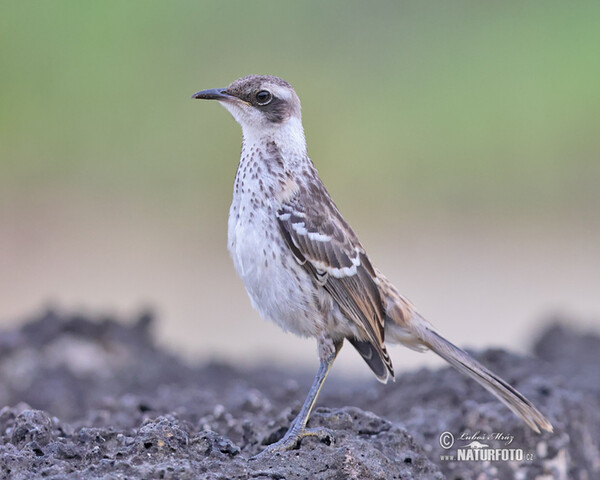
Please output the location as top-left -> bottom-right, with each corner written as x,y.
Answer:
192,88 -> 232,101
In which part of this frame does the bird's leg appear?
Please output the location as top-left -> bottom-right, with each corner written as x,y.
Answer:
257,336 -> 343,455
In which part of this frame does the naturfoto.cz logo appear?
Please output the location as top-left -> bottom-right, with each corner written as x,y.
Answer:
438,431 -> 535,462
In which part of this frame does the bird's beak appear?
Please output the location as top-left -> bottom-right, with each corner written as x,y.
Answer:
192,88 -> 234,101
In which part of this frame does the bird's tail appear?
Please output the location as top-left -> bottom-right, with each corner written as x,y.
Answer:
376,268 -> 553,433
412,318 -> 553,433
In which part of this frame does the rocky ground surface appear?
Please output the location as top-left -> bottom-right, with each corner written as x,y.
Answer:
0,310 -> 598,479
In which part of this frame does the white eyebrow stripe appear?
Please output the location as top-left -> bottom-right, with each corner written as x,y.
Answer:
270,85 -> 293,101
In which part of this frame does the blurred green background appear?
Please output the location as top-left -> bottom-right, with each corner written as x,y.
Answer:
1,1 -> 599,373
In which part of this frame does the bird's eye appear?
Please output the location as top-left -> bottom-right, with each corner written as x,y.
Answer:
255,90 -> 272,105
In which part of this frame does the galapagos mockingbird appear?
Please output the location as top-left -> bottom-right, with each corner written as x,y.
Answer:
192,75 -> 553,454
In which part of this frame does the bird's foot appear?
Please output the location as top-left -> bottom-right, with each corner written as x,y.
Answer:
252,426 -> 334,458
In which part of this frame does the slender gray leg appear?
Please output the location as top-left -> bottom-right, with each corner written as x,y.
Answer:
256,336 -> 343,455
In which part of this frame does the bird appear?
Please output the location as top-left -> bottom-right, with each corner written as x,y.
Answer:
192,75 -> 553,454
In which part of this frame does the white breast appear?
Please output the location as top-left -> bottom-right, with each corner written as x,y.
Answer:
226,144 -> 321,338
226,135 -> 361,340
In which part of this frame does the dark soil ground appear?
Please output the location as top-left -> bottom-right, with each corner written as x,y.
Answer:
0,310 -> 598,479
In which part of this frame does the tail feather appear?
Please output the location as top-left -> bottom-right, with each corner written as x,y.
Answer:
375,268 -> 553,433
348,337 -> 394,383
418,325 -> 553,433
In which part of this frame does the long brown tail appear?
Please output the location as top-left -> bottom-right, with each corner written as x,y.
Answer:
375,268 -> 553,433
415,321 -> 553,433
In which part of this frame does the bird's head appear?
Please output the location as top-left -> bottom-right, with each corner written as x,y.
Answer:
193,75 -> 302,139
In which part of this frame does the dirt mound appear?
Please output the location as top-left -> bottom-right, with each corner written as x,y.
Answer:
0,310 -> 598,479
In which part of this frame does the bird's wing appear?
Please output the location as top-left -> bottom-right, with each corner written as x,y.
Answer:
277,183 -> 394,381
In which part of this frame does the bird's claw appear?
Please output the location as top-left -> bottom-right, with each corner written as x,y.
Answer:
252,426 -> 334,458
